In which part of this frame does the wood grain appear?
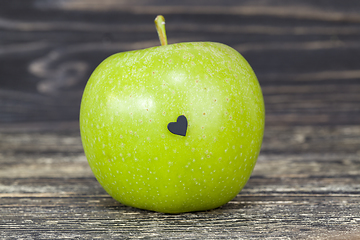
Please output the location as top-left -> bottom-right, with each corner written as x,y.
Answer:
1,0 -> 359,125
1,125 -> 359,239
0,0 -> 360,239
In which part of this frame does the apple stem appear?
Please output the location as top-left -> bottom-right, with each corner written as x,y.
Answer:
154,15 -> 168,46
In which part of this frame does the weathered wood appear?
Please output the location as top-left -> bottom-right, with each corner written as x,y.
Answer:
1,125 -> 360,239
1,0 -> 360,125
1,0 -> 360,239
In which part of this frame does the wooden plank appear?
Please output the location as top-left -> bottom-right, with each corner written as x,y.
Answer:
0,1 -> 359,125
0,168 -> 359,239
1,125 -> 359,156
0,125 -> 359,238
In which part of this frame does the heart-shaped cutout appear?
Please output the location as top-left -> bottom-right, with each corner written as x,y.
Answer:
167,115 -> 188,136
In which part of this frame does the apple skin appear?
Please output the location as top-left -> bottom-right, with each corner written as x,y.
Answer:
80,42 -> 265,213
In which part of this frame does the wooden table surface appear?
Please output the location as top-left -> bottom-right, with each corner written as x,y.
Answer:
1,1 -> 360,239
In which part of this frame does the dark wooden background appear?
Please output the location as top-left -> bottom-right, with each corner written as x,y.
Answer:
1,0 -> 360,239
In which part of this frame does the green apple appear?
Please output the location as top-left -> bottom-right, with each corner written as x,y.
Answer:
80,15 -> 265,213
